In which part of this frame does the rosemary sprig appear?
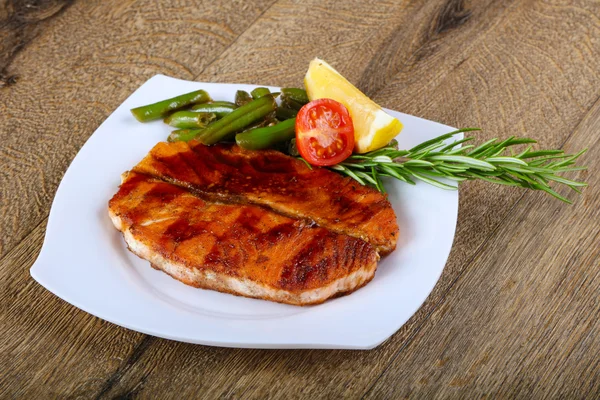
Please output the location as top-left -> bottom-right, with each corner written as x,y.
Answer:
329,128 -> 588,203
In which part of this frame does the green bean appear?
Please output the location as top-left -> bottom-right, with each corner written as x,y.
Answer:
130,90 -> 211,122
168,128 -> 203,143
235,118 -> 296,150
287,138 -> 300,156
190,101 -> 237,118
281,88 -> 309,104
164,111 -> 216,128
240,117 -> 275,133
281,97 -> 305,111
235,90 -> 252,107
251,87 -> 271,99
193,95 -> 278,144
276,106 -> 298,121
269,139 -> 294,154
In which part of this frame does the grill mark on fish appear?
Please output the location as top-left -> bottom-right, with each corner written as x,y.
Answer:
153,151 -> 198,188
279,229 -> 332,290
171,149 -> 206,186
120,179 -> 183,225
163,216 -> 210,244
110,173 -> 146,201
108,172 -> 380,305
133,142 -> 397,254
257,222 -> 298,247
201,207 -> 264,275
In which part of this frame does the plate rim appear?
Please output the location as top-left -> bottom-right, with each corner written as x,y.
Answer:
30,74 -> 460,350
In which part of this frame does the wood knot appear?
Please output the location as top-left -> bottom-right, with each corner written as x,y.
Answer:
0,0 -> 75,88
0,71 -> 18,88
434,0 -> 472,35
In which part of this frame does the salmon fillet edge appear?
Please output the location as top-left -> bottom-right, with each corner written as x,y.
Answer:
109,209 -> 378,306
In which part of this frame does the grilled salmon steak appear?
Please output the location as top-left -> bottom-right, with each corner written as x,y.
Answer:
132,141 -> 398,255
108,142 -> 398,305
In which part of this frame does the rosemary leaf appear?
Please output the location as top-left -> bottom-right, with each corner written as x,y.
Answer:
315,129 -> 588,203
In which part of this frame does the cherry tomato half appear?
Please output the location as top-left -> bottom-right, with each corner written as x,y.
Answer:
295,98 -> 355,166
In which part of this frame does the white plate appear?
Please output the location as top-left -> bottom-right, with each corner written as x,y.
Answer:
31,75 -> 459,350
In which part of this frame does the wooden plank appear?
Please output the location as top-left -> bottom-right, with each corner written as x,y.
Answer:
0,1 -> 277,397
0,219 -> 149,398
195,0 -> 517,89
199,1 -> 600,398
91,0 -> 600,399
27,0 -> 523,397
363,97 -> 600,399
209,1 -> 600,398
0,0 -> 74,87
371,0 -> 600,352
3,1 -> 598,398
0,0 -> 275,258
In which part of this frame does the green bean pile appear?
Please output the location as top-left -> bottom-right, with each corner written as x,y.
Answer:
130,87 -> 309,150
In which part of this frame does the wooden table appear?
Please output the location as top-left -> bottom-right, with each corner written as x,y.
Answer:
2,1 -> 599,398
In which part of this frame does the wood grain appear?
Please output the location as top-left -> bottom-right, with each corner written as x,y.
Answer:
1,0 -> 600,398
364,97 -> 600,399
0,219 -> 147,398
82,0 -> 600,399
0,0 -> 276,397
0,0 -> 74,87
0,0 -> 275,258
197,2 -> 600,397
195,0 -> 517,89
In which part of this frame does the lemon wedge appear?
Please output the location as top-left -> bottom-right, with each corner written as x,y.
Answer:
304,58 -> 403,153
